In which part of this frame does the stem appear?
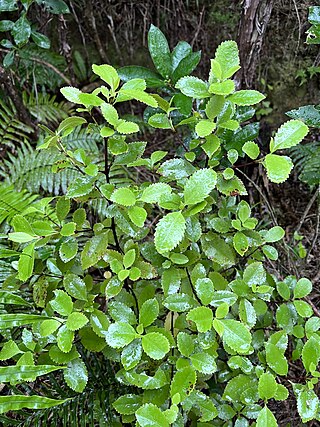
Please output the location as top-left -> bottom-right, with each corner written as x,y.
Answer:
186,268 -> 202,305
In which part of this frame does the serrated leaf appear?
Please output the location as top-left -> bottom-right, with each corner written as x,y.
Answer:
39,319 -> 61,337
215,40 -> 240,79
163,293 -> 196,312
64,358 -> 88,392
59,237 -> 78,263
263,154 -> 293,183
0,340 -> 22,360
60,87 -> 81,103
209,80 -> 235,95
258,373 -> 277,400
66,312 -> 88,331
170,367 -> 197,401
154,212 -> 186,254
136,403 -> 169,427
113,394 -> 143,415
296,389 -> 319,423
242,141 -> 260,159
142,332 -> 170,360
92,64 -> 120,90
195,120 -> 216,137
81,232 -> 108,269
265,342 -> 288,375
184,169 -> 217,205
256,406 -> 278,427
57,325 -> 74,353
229,90 -> 265,106
63,274 -> 87,301
177,332 -> 195,357
243,262 -> 266,286
110,187 -> 136,206
270,120 -> 309,153
186,307 -> 213,332
50,290 -> 73,316
106,322 -> 136,348
215,319 -> 251,354
148,113 -> 171,129
195,278 -> 215,305
190,352 -> 217,375
139,298 -> 159,327
302,336 -> 320,372
264,226 -> 285,242
175,76 -> 210,99
121,339 -> 142,371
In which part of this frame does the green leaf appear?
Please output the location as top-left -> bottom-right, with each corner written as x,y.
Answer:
195,120 -> 216,137
110,187 -> 136,206
100,103 -> 119,126
175,76 -> 210,99
177,332 -> 195,357
8,232 -> 36,243
186,307 -> 213,333
81,232 -> 108,269
264,226 -> 285,242
256,406 -> 278,427
0,395 -> 67,414
67,175 -> 95,198
64,358 -> 88,392
170,367 -> 197,401
18,242 -> 35,281
215,40 -> 240,79
148,113 -> 171,129
60,87 -> 82,103
270,120 -> 309,153
229,90 -> 265,106
209,80 -> 235,96
141,183 -> 172,203
59,237 -> 78,263
0,340 -> 22,360
148,25 -> 172,79
172,51 -> 201,83
214,319 -> 251,354
136,403 -> 169,427
60,222 -> 76,236
0,291 -> 29,306
239,299 -> 256,328
194,278 -> 215,305
263,154 -> 293,183
154,212 -> 186,254
142,332 -> 170,360
0,365 -> 63,383
109,301 -> 136,325
233,231 -> 249,256
184,169 -> 217,205
128,206 -> 147,227
0,1 -> 18,12
287,104 -> 320,128
92,64 -> 120,90
302,336 -> 320,372
139,298 -> 159,327
57,325 -> 74,353
31,31 -> 50,49
121,339 -> 142,370
40,0 -> 70,14
66,312 -> 88,331
294,278 -> 312,299
118,65 -> 164,88
258,373 -> 277,400
265,342 -> 288,375
58,116 -> 86,136
243,262 -> 266,286
12,15 -> 31,46
106,322 -> 136,348
113,394 -> 143,415
0,314 -> 50,330
242,141 -> 260,159
274,384 -> 289,401
294,300 -> 313,318
116,120 -> 139,134
296,388 -> 319,423
50,290 -> 73,316
201,233 -> 235,268
63,274 -> 87,301
39,319 -> 61,337
163,293 -> 196,312
190,352 -> 217,375
118,89 -> 158,108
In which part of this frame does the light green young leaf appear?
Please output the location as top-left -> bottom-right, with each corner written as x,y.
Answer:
243,262 -> 266,286
209,80 -> 235,95
18,242 -> 35,282
148,113 -> 171,129
110,188 -> 136,206
265,342 -> 288,375
50,290 -> 73,317
264,226 -> 285,242
263,154 -> 293,184
142,332 -> 170,360
258,373 -> 277,400
60,86 -> 82,103
302,336 -> 320,372
195,278 -> 215,305
136,403 -> 169,427
214,319 -> 251,354
184,169 -> 217,205
106,322 -> 136,348
296,389 -> 319,423
242,141 -> 260,159
0,340 -> 22,361
64,358 -> 88,392
57,325 -> 74,353
214,40 -> 240,79
100,103 -> 119,126
39,319 -> 61,337
66,312 -> 88,331
195,120 -> 216,137
256,406 -> 278,427
92,64 -> 120,90
294,278 -> 312,299
154,211 -> 186,254
116,120 -> 139,134
186,307 -> 213,332
117,89 -> 158,107
177,332 -> 195,357
229,90 -> 265,106
270,120 -> 309,153
128,206 -> 147,227
170,366 -> 197,401
139,298 -> 159,327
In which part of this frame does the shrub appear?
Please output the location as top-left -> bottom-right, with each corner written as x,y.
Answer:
0,26 -> 317,426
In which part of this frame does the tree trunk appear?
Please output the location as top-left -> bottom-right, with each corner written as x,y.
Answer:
236,0 -> 274,89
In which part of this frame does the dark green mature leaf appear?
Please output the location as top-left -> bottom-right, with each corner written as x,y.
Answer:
148,25 -> 172,79
287,105 -> 320,128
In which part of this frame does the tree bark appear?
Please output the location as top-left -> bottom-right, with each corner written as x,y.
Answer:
236,0 -> 274,89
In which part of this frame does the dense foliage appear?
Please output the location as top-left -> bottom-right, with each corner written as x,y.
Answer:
0,21 -> 318,426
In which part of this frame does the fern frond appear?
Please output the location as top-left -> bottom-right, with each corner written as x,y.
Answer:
0,99 -> 33,148
290,142 -> 320,186
0,184 -> 38,224
23,92 -> 74,126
